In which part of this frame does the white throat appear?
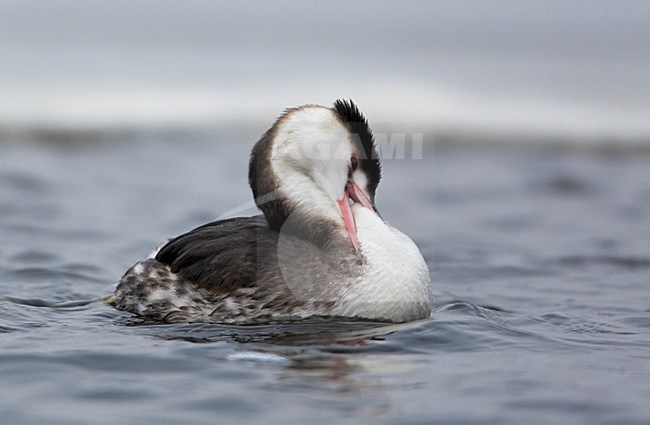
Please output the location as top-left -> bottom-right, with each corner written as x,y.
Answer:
333,205 -> 433,322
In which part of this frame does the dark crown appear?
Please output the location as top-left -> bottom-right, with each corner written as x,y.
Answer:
333,99 -> 381,198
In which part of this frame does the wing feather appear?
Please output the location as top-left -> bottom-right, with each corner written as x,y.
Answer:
155,215 -> 276,294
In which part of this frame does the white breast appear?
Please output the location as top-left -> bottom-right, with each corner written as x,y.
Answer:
333,205 -> 433,322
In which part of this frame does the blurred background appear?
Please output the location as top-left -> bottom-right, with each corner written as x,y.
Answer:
1,0 -> 648,145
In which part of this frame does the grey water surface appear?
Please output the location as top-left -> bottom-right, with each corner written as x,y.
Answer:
1,135 -> 649,424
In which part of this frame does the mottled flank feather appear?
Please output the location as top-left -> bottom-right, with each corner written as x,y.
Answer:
115,258 -> 332,324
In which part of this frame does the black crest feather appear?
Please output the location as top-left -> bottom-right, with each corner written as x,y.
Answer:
333,99 -> 381,198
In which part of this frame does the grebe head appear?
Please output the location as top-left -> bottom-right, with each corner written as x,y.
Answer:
249,99 -> 382,250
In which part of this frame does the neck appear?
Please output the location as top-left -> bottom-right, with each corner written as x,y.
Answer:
273,175 -> 349,250
251,165 -> 347,249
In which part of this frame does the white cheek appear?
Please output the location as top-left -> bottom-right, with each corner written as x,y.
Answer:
302,126 -> 352,201
310,162 -> 348,200
269,106 -> 355,217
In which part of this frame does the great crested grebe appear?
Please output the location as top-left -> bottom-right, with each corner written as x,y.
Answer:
114,100 -> 432,323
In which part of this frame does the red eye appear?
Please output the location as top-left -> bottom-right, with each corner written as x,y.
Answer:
351,157 -> 359,172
